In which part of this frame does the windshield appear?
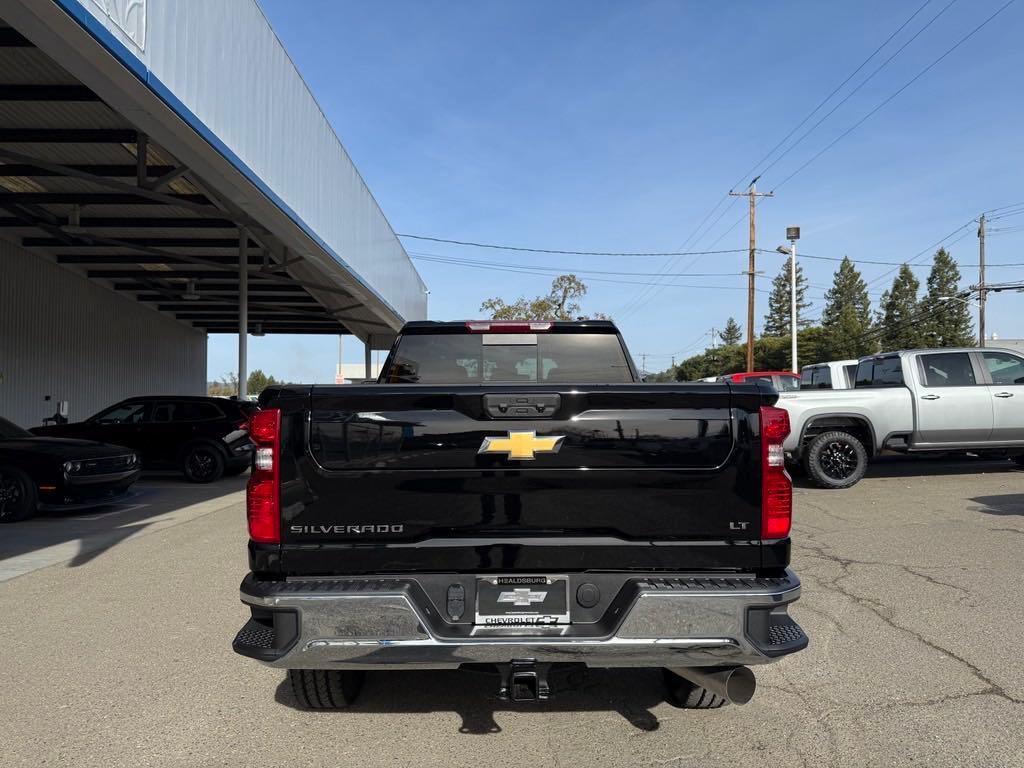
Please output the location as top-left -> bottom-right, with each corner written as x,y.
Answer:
0,416 -> 31,439
383,332 -> 634,384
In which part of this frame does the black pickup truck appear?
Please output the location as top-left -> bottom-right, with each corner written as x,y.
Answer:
233,320 -> 806,709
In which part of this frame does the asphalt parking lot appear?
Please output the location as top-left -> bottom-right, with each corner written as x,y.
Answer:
2,459 -> 1023,768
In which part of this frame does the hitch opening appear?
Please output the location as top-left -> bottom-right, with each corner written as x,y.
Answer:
499,660 -> 551,702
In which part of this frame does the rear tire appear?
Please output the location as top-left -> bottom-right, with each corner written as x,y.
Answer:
0,465 -> 38,523
803,430 -> 868,489
181,444 -> 225,483
662,669 -> 726,709
288,669 -> 364,710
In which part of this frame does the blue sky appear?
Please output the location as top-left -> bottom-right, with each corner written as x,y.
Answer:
210,0 -> 1024,381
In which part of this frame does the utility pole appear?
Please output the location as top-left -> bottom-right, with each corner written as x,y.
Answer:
640,352 -> 648,375
978,213 -> 986,347
730,180 -> 773,372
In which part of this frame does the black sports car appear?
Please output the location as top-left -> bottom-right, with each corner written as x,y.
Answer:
31,396 -> 254,483
0,416 -> 141,523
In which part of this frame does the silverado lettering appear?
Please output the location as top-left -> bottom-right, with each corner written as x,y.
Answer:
233,320 -> 808,710
289,524 -> 404,535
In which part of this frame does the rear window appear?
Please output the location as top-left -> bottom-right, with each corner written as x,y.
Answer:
777,375 -> 800,391
151,401 -> 223,422
855,357 -> 904,388
919,352 -> 977,387
383,332 -> 633,384
802,367 -> 833,389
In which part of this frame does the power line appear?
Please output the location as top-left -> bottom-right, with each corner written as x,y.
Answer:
757,247 -> 1022,269
755,0 -> 959,185
732,0 -> 939,192
612,3 -> 943,319
770,0 -> 1017,193
411,254 -> 769,291
615,204 -> 751,321
409,251 -> 748,277
397,234 -> 745,258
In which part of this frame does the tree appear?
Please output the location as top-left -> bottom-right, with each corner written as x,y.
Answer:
876,265 -> 921,350
820,257 -> 874,359
480,274 -> 604,320
207,372 -> 239,397
246,369 -> 278,396
920,248 -> 974,347
762,257 -> 811,336
719,317 -> 742,345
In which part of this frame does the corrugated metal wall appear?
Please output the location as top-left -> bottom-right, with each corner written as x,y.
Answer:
68,0 -> 428,323
0,243 -> 206,428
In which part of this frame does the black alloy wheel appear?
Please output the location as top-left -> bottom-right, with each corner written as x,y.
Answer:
804,430 -> 868,489
182,445 -> 225,483
820,440 -> 859,480
0,466 -> 37,523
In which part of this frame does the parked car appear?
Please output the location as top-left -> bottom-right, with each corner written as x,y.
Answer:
32,396 -> 254,483
719,370 -> 801,391
233,319 -> 806,710
799,360 -> 859,390
777,347 -> 1024,488
0,416 -> 141,522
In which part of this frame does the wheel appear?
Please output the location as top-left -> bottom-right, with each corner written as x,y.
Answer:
662,669 -> 726,709
180,444 -> 226,483
288,669 -> 364,710
803,430 -> 868,489
0,465 -> 38,523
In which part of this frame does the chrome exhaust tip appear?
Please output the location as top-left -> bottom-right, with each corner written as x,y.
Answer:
669,665 -> 756,705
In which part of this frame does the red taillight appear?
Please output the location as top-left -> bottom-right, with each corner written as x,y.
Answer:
464,320 -> 553,333
246,408 -> 280,544
760,405 -> 792,540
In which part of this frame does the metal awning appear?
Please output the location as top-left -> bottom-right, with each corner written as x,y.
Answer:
0,22 -> 391,338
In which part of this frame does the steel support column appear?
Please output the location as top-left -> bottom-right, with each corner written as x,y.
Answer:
238,227 -> 249,398
364,335 -> 373,381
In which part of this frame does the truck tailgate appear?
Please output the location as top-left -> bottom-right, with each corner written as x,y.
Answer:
269,383 -> 779,574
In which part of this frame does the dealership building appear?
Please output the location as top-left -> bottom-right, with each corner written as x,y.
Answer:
0,0 -> 425,427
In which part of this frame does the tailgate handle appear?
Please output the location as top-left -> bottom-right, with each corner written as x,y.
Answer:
483,393 -> 561,419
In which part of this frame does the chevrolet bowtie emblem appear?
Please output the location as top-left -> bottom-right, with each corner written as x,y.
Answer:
497,588 -> 548,606
478,430 -> 565,460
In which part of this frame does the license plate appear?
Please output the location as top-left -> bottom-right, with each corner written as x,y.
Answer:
474,575 -> 570,626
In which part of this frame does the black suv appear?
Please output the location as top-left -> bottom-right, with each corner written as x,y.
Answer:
32,396 -> 255,483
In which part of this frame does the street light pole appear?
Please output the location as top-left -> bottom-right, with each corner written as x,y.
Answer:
784,226 -> 801,374
789,238 -> 797,373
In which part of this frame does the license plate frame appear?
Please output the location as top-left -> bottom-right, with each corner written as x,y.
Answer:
474,575 -> 570,626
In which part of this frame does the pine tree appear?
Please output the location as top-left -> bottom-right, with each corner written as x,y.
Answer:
719,317 -> 742,345
920,248 -> 974,347
821,256 -> 874,359
876,265 -> 921,350
762,257 -> 811,336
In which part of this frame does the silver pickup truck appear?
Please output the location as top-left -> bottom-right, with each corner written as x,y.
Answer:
777,347 -> 1024,488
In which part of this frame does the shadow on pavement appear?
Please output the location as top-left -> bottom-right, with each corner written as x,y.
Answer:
273,667 -> 667,733
968,493 -> 1024,517
793,454 -> 1021,488
0,473 -> 247,575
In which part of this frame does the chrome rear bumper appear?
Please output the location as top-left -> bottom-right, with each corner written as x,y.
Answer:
234,571 -> 806,670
